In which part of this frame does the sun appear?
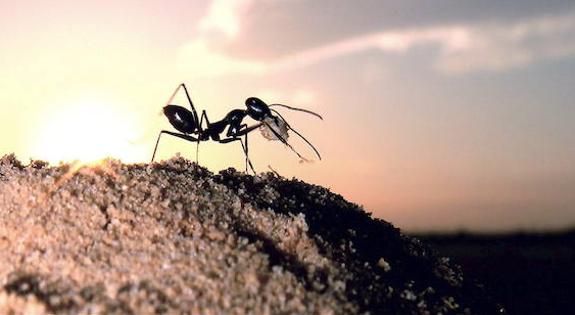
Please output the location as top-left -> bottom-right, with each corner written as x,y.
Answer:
29,99 -> 142,164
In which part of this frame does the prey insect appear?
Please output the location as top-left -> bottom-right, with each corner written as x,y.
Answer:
151,83 -> 323,173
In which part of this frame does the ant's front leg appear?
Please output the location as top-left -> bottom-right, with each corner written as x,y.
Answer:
236,124 -> 257,173
218,136 -> 256,174
229,123 -> 262,137
244,128 -> 249,174
230,123 -> 263,173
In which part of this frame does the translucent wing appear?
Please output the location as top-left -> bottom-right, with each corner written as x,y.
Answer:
259,110 -> 322,161
260,116 -> 289,141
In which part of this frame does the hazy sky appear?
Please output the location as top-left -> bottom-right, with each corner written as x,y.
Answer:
1,0 -> 574,232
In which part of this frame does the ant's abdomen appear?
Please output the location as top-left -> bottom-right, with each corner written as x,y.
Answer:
163,105 -> 198,134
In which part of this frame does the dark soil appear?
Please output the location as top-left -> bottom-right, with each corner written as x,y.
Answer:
418,231 -> 575,315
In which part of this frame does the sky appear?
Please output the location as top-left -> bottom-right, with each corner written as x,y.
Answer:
1,0 -> 574,232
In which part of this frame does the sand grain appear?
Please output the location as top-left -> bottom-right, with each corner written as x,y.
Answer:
0,155 -> 503,314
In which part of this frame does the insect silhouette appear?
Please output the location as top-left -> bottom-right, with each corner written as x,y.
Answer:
151,83 -> 323,173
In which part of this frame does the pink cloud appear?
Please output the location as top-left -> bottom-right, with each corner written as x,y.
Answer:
179,3 -> 575,77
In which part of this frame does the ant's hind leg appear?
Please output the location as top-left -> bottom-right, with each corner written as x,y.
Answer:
152,130 -> 200,162
166,83 -> 200,126
152,131 -> 165,162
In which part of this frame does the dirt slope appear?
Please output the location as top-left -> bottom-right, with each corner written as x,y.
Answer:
0,155 -> 504,314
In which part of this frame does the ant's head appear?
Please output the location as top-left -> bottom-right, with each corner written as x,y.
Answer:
245,97 -> 272,121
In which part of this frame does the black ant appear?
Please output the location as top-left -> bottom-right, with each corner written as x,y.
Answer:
151,83 -> 323,173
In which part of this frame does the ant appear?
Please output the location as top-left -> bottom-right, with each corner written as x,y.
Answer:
151,83 -> 323,173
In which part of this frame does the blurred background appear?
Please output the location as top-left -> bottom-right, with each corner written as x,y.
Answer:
1,1 -> 574,313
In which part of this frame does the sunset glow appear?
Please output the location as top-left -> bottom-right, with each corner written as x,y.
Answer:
29,99 -> 142,164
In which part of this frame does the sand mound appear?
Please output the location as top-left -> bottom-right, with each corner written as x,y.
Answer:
0,155 -> 504,314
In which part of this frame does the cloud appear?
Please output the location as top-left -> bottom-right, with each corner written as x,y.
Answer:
179,3 -> 575,77
435,12 -> 575,73
272,26 -> 474,71
198,0 -> 254,39
178,39 -> 266,77
178,0 -> 264,77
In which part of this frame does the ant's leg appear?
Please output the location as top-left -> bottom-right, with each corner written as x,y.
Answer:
179,84 -> 199,124
233,123 -> 262,137
152,130 -> 200,162
244,131 -> 249,172
152,131 -> 165,162
239,124 -> 251,173
220,124 -> 261,173
240,138 -> 256,174
233,123 -> 260,173
195,142 -> 200,164
218,137 -> 256,174
195,110 -> 211,164
167,83 -> 199,125
166,83 -> 203,162
199,110 -> 210,127
230,124 -> 250,172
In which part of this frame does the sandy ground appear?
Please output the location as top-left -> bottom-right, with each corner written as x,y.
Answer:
0,155 -> 504,314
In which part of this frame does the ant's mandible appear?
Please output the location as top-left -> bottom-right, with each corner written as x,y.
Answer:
151,83 -> 323,173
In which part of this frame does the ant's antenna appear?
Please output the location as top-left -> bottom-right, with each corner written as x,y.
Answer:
269,104 -> 323,120
270,109 -> 322,160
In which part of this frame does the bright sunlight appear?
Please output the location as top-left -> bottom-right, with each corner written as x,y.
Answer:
29,99 -> 142,164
